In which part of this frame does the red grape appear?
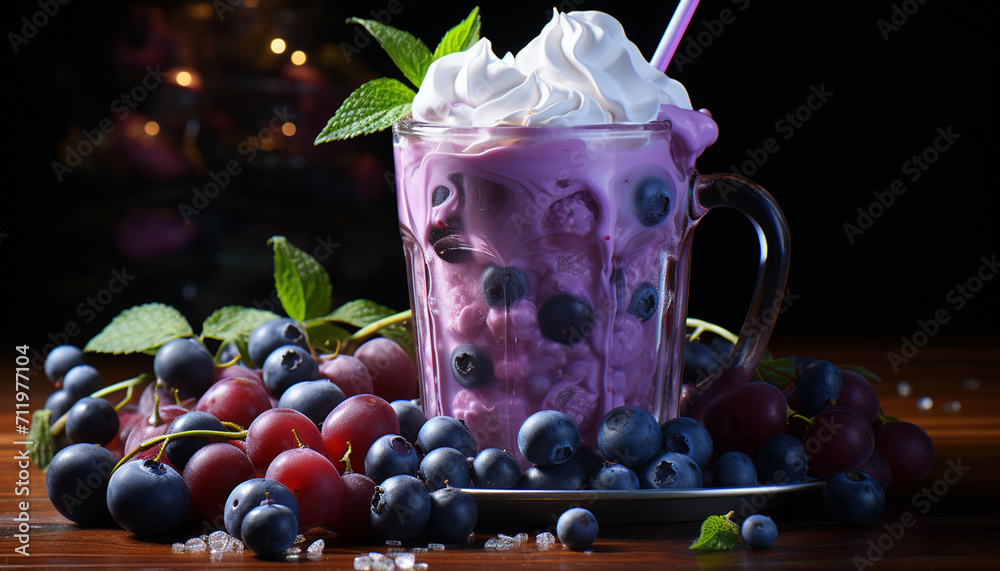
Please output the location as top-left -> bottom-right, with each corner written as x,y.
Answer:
836,370 -> 879,424
725,382 -> 788,457
321,394 -> 399,476
182,442 -> 256,530
123,404 -> 189,465
318,355 -> 374,397
265,447 -> 343,530
217,364 -> 264,385
857,446 -> 892,490
326,472 -> 376,538
353,337 -> 419,401
195,377 -> 273,430
804,406 -> 874,478
245,408 -> 324,474
874,421 -> 934,483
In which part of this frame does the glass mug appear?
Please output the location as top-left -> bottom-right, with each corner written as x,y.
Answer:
392,111 -> 790,465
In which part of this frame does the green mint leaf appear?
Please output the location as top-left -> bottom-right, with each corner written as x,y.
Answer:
84,303 -> 194,354
754,357 -> 799,390
839,364 -> 883,384
432,7 -> 481,61
346,17 -> 432,88
314,78 -> 415,143
26,409 -> 54,470
201,306 -> 282,366
690,512 -> 740,551
270,236 -> 333,323
329,298 -> 397,328
303,318 -> 353,353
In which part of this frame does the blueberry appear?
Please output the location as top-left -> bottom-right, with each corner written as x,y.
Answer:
241,500 -> 299,555
416,415 -> 478,457
364,434 -> 421,485
683,341 -> 721,384
660,416 -> 714,468
262,345 -> 320,398
65,397 -> 119,446
224,478 -> 300,540
370,474 -> 431,541
424,487 -> 478,544
596,406 -> 661,469
538,294 -> 595,345
787,355 -> 817,374
471,448 -> 521,489
429,218 -> 473,264
45,345 -> 86,384
638,451 -> 703,489
164,411 -> 226,472
44,389 -> 78,421
795,360 -> 843,415
626,282 -> 658,321
248,318 -> 309,369
107,459 -> 189,536
741,514 -> 778,548
391,399 -> 427,444
62,365 -> 102,398
756,434 -> 808,484
419,447 -> 472,491
431,185 -> 451,207
518,410 -> 580,466
518,460 -> 587,490
711,451 -> 758,488
557,507 -> 599,551
278,380 -> 346,427
450,344 -> 493,389
589,461 -> 640,490
153,337 -> 216,398
480,264 -> 530,308
46,443 -> 117,526
822,471 -> 885,526
633,176 -> 672,226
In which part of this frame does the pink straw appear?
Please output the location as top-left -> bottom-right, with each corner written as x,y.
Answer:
650,0 -> 701,72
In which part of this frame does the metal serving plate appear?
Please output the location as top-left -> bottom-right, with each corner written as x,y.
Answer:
462,481 -> 825,525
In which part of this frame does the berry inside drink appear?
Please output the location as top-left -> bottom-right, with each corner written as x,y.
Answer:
394,107 -> 717,463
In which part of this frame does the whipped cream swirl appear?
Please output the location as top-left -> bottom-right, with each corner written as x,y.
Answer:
412,10 -> 692,127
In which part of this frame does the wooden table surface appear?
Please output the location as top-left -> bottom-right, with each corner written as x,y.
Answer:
2,345 -> 998,569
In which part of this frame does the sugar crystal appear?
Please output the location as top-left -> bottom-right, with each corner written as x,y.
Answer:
413,565 -> 429,571
307,539 -> 325,557
172,543 -> 186,553
372,559 -> 396,571
428,543 -> 446,551
536,532 -> 556,549
185,537 -> 207,552
355,555 -> 373,570
395,552 -> 416,569
386,539 -> 403,546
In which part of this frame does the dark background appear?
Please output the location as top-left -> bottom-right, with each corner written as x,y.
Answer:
2,0 -> 997,375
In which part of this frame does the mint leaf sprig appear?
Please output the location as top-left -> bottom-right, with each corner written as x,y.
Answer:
690,511 -> 741,551
315,7 -> 481,143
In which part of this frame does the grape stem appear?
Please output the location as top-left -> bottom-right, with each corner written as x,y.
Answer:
49,374 -> 153,436
685,318 -> 738,344
790,413 -> 815,427
351,310 -> 412,342
111,428 -> 249,476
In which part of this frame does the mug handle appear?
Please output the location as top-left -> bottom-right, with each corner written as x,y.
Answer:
683,173 -> 791,424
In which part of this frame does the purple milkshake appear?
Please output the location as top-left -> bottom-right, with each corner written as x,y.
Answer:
392,10 -> 789,464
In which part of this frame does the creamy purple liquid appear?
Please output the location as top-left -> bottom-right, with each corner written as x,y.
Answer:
393,105 -> 719,465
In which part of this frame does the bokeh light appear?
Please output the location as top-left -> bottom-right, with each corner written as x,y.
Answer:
144,121 -> 160,136
281,122 -> 296,136
176,71 -> 192,86
270,38 -> 286,54
290,50 -> 307,65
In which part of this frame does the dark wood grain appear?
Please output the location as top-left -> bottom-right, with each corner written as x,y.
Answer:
2,346 -> 998,569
